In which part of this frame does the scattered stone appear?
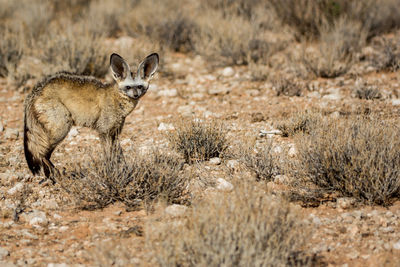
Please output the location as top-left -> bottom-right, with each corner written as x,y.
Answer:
393,240 -> 400,250
157,89 -> 178,97
337,197 -> 356,210
348,225 -> 359,237
208,86 -> 231,95
288,146 -> 297,157
59,226 -> 69,232
274,175 -> 290,184
273,146 -> 283,154
158,123 -> 175,131
0,248 -> 10,260
7,182 -> 24,196
165,204 -> 187,217
209,157 -> 221,165
226,160 -> 239,170
68,128 -> 79,138
41,199 -> 59,210
120,138 -> 131,146
391,99 -> 400,106
21,210 -> 48,227
177,105 -> 193,116
3,128 -> 19,140
246,89 -> 260,97
215,178 -> 234,192
21,229 -> 38,240
322,93 -> 341,101
347,251 -> 359,260
310,214 -> 322,226
48,263 -> 69,267
381,227 -> 395,233
259,129 -> 282,138
222,67 -> 235,77
330,111 -> 340,119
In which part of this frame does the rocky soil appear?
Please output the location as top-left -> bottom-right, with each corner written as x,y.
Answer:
1,50 -> 400,266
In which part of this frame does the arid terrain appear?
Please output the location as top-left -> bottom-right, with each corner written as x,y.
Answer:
1,1 -> 400,266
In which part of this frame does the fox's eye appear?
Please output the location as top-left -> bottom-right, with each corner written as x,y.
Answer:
137,85 -> 144,90
126,86 -> 131,90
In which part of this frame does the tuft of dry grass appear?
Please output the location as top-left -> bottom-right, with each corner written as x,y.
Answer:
145,181 -> 316,266
56,147 -> 189,210
273,78 -> 303,97
301,17 -> 367,78
0,28 -> 23,78
38,27 -> 108,77
277,111 -> 322,137
293,116 -> 400,206
355,84 -> 382,100
269,0 -> 400,40
372,36 -> 400,72
168,119 -> 229,163
240,142 -> 277,182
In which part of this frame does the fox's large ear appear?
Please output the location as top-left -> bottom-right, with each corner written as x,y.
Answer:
137,53 -> 159,80
110,53 -> 130,81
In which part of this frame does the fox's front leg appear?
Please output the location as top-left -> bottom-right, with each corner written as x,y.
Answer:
99,132 -> 125,163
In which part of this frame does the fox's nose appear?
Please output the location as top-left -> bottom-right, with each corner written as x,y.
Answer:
133,92 -> 140,98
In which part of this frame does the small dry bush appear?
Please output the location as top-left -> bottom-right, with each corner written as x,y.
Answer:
201,0 -> 265,19
121,0 -> 197,53
0,28 -> 23,78
273,78 -> 303,97
84,0 -> 138,38
277,111 -> 322,137
194,9 -> 285,66
38,27 -> 108,77
301,18 -> 367,78
240,142 -> 276,182
372,37 -> 400,72
146,182 -> 315,266
56,148 -> 188,210
168,119 -> 229,163
294,116 -> 400,206
355,84 -> 382,100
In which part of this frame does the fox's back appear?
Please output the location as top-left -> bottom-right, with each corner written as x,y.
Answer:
27,72 -> 114,127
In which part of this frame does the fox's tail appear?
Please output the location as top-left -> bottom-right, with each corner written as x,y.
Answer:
24,109 -> 42,175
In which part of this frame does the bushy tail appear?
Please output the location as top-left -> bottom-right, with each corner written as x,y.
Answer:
24,114 -> 41,175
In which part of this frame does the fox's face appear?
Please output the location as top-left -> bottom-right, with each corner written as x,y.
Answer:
110,53 -> 159,100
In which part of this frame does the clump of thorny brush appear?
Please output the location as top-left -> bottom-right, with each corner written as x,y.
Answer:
289,115 -> 400,206
54,145 -> 189,210
167,118 -> 229,164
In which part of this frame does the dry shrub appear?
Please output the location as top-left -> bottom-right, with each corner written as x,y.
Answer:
146,182 -> 316,266
277,111 -> 322,137
240,142 -> 276,182
168,119 -> 229,164
355,84 -> 382,100
301,18 -> 367,78
38,27 -> 108,77
201,0 -> 265,19
56,148 -> 188,210
273,78 -> 303,97
121,0 -> 197,53
372,36 -> 400,72
194,9 -> 284,66
269,0 -> 400,40
0,28 -> 23,78
0,0 -> 18,21
84,0 -> 137,37
294,116 -> 400,206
